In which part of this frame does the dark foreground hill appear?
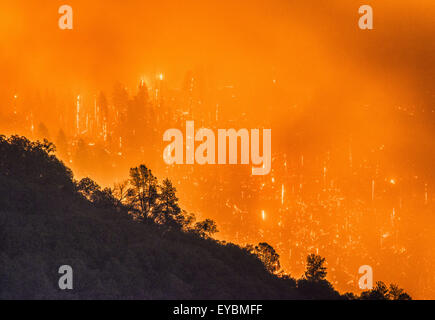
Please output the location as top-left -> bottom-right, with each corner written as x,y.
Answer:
0,135 -> 312,299
0,135 -> 410,300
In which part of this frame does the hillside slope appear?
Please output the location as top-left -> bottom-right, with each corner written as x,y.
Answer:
0,135 -> 313,299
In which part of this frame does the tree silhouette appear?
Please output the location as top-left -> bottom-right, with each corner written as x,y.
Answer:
297,254 -> 341,299
128,164 -> 158,219
76,177 -> 116,208
360,281 -> 389,300
388,284 -> 412,300
360,281 -> 412,300
113,180 -> 129,207
77,177 -> 101,200
178,210 -> 196,230
304,254 -> 327,281
251,242 -> 281,274
91,187 -> 118,209
154,178 -> 181,226
0,135 -> 72,188
194,219 -> 218,237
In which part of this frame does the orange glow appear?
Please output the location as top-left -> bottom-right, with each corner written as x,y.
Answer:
0,0 -> 434,299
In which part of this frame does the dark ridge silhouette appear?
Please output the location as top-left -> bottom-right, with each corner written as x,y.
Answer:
0,135 -> 411,300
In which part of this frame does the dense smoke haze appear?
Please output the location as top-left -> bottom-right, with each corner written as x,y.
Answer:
0,0 -> 434,299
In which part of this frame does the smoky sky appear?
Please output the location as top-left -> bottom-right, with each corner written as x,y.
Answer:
1,0 -> 433,98
1,1 -> 434,299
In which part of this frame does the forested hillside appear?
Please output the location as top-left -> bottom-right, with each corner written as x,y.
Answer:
0,136 -> 409,300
